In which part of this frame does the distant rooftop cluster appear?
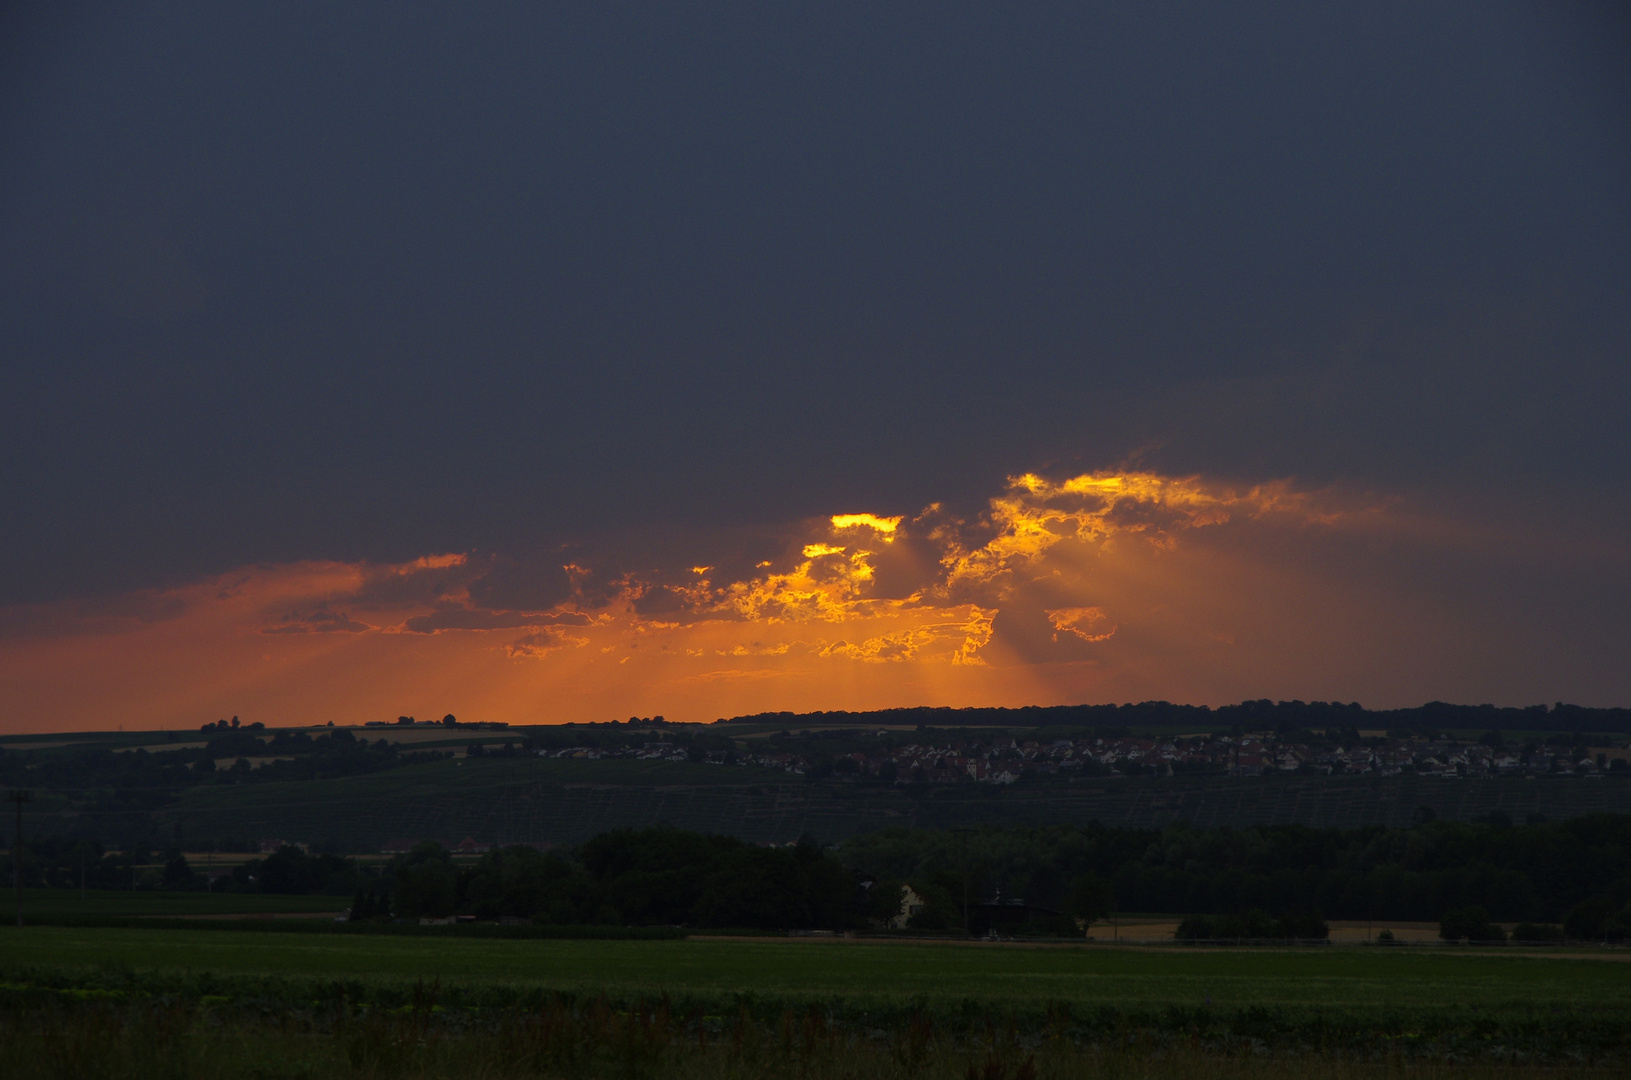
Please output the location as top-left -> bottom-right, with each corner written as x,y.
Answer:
535,729 -> 1629,783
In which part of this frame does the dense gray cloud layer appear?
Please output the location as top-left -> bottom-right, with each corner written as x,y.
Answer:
0,2 -> 1627,605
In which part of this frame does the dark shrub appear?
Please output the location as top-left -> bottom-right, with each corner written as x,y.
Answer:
1440,905 -> 1505,942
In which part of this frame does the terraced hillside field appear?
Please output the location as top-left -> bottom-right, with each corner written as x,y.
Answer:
148,757 -> 1631,851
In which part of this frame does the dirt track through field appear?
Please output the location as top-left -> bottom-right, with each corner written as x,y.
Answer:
686,933 -> 1631,959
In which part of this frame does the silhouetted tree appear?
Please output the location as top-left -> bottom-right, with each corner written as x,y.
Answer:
392,842 -> 457,918
1065,873 -> 1112,931
1440,905 -> 1504,942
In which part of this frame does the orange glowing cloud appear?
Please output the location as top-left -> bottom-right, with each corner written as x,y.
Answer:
829,513 -> 902,537
942,471 -> 1339,595
1,467 -> 1618,732
1046,606 -> 1116,643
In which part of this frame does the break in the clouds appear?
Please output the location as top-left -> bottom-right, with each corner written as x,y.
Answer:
1,469 -> 1626,733
1,4 -> 1628,608
0,5 -> 1626,727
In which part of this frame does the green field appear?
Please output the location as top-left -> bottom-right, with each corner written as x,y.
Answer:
158,756 -> 810,851
16,740 -> 1631,854
5,928 -> 1628,1077
7,927 -> 1626,1012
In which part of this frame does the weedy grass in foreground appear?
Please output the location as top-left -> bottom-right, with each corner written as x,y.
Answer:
1,967 -> 1628,1078
3,1001 -> 1624,1080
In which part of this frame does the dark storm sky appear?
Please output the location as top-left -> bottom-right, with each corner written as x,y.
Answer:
2,2 -> 1628,608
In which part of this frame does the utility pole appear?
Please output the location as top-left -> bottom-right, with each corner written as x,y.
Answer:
8,790 -> 32,928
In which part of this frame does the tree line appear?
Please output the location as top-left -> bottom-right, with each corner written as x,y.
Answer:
6,816 -> 1629,940
2,828 -> 862,932
722,699 -> 1631,735
358,830 -> 859,929
840,814 -> 1631,937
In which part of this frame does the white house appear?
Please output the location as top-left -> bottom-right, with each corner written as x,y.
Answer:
881,884 -> 928,929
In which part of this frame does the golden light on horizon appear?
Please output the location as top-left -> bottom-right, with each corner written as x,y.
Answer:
1,467 -> 1572,734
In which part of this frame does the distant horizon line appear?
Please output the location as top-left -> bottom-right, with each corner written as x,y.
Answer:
4,697 -> 1628,740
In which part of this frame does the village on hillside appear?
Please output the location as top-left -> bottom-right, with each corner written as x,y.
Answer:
534,729 -> 1630,784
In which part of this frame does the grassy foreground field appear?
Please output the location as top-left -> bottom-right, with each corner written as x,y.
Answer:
6,927 -> 1628,1011
3,928 -> 1629,1077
